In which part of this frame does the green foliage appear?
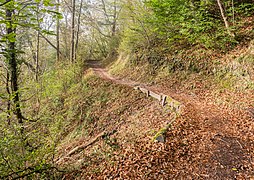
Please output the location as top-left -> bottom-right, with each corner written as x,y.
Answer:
115,0 -> 254,74
227,2 -> 254,17
0,62 -> 83,179
145,0 -> 234,49
0,120 -> 60,179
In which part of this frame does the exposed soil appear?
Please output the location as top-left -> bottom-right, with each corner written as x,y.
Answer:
87,60 -> 139,87
63,60 -> 254,179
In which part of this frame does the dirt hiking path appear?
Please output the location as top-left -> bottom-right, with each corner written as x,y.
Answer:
88,60 -> 141,87
87,60 -> 254,179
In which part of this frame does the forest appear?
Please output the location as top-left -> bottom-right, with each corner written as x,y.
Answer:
0,0 -> 253,179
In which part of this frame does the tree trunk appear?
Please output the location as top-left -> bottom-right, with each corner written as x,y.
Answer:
70,0 -> 76,63
111,0 -> 117,37
75,0 -> 83,61
216,0 -> 234,37
63,13 -> 69,58
36,31 -> 40,81
6,0 -> 23,123
6,71 -> 11,124
36,2 -> 40,81
56,0 -> 60,62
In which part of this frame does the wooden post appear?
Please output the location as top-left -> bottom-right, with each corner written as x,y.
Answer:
134,86 -> 140,90
147,90 -> 150,97
161,96 -> 167,106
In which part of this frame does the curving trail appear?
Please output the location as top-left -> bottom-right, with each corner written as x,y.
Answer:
87,60 -> 168,96
85,60 -> 254,179
88,60 -> 141,87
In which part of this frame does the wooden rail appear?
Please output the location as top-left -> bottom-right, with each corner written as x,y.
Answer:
134,85 -> 181,114
134,85 -> 182,143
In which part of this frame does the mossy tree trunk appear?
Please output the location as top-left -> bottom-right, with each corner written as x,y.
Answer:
6,0 -> 23,124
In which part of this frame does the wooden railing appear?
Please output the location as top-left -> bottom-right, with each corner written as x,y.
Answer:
134,85 -> 183,143
134,85 -> 181,114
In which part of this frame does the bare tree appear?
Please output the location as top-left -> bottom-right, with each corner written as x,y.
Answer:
56,0 -> 60,61
36,2 -> 40,81
75,0 -> 84,60
70,0 -> 76,62
111,0 -> 117,37
216,0 -> 234,37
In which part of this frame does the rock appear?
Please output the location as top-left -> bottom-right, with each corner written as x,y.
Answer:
155,135 -> 165,143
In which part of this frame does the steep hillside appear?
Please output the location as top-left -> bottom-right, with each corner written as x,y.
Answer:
57,59 -> 253,179
54,15 -> 254,178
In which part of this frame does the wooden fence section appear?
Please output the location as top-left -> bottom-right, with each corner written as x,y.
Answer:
134,85 -> 182,115
134,85 -> 183,143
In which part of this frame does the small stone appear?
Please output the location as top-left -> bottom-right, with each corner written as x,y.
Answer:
156,135 -> 165,143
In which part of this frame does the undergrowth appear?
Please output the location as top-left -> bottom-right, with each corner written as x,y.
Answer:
0,62 -> 87,179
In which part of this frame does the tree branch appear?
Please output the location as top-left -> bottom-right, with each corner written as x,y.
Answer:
0,1 -> 9,7
39,32 -> 66,58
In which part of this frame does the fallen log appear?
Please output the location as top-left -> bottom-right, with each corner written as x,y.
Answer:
67,131 -> 105,157
56,131 -> 106,164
